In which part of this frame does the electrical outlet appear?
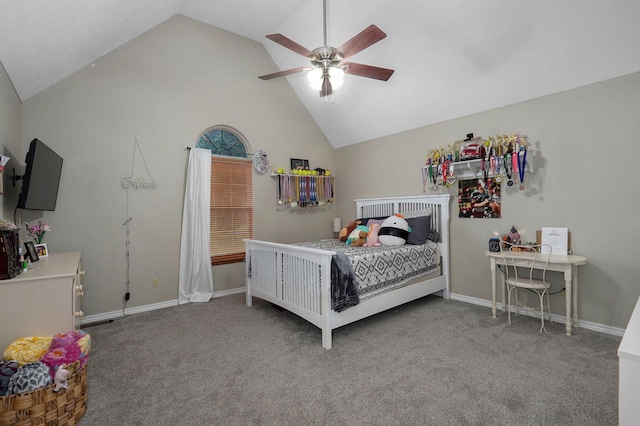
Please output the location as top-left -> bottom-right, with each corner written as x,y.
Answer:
152,277 -> 159,288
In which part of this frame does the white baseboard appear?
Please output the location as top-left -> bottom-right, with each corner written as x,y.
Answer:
80,287 -> 246,326
212,287 -> 246,298
82,288 -> 624,337
451,293 -> 625,337
80,299 -> 179,325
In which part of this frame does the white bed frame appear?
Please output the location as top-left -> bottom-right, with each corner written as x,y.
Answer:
245,194 -> 451,349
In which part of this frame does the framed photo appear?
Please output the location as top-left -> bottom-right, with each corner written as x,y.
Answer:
35,243 -> 48,258
290,158 -> 309,171
458,178 -> 501,219
24,241 -> 39,262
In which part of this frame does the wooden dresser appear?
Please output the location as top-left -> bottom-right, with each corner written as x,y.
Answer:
0,252 -> 84,351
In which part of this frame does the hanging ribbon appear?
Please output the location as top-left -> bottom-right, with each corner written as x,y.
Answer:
428,162 -> 437,191
422,166 -> 429,192
518,149 -> 527,190
504,153 -> 513,186
442,160 -> 448,186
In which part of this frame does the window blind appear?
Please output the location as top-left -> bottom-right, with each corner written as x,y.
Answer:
210,156 -> 253,265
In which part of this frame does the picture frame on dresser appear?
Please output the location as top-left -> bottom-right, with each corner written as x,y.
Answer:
24,241 -> 39,262
35,243 -> 48,258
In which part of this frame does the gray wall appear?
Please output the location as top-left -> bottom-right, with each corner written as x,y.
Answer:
0,61 -> 21,217
15,15 -> 337,317
335,72 -> 640,330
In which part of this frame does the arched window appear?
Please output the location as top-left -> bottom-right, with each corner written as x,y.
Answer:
196,126 -> 253,265
196,125 -> 248,158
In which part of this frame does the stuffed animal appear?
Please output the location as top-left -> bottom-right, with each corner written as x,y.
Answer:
339,220 -> 362,242
378,214 -> 412,246
364,223 -> 381,247
53,367 -> 69,392
348,230 -> 368,247
346,225 -> 369,246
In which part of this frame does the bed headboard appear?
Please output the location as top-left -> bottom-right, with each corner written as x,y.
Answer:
354,194 -> 451,298
354,194 -> 451,241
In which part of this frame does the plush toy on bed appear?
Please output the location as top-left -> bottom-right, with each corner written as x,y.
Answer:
364,223 -> 381,247
378,214 -> 412,246
338,220 -> 362,242
348,230 -> 368,247
346,225 -> 369,246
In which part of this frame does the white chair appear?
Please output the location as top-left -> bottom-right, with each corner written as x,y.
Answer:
501,243 -> 553,332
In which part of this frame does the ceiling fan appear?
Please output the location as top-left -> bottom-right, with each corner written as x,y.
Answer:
258,0 -> 394,97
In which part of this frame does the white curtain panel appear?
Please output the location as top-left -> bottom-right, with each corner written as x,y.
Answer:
179,148 -> 214,303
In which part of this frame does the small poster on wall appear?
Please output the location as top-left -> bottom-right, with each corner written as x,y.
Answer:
458,178 -> 501,218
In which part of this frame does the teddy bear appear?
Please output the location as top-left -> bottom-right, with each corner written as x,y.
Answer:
378,214 -> 412,246
364,223 -> 381,247
346,225 -> 369,246
348,230 -> 368,247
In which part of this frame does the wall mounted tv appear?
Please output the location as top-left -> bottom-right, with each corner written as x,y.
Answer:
17,138 -> 64,211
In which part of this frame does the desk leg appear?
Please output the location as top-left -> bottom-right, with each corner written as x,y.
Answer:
564,267 -> 572,336
572,265 -> 579,326
501,272 -> 506,313
490,258 -> 497,318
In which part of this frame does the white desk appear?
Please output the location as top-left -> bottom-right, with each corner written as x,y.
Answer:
485,250 -> 587,335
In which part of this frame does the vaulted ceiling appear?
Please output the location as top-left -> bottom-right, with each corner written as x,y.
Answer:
1,0 -> 639,148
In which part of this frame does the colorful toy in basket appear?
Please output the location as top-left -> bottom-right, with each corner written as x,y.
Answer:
53,366 -> 69,392
378,214 -> 412,246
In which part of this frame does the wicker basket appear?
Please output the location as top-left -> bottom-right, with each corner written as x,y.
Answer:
0,362 -> 87,426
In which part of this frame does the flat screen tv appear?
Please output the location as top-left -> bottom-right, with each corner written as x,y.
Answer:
17,138 -> 64,211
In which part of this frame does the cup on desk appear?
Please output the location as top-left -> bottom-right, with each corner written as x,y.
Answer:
489,238 -> 500,252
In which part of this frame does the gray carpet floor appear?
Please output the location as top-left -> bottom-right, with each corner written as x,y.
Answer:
81,293 -> 620,425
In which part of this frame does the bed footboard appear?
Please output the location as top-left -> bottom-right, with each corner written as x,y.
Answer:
245,239 -> 336,348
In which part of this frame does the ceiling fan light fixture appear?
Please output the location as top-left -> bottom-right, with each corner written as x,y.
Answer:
307,68 -> 324,90
329,67 -> 345,89
259,0 -> 393,98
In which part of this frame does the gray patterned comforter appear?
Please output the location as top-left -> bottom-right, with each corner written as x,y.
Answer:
294,240 -> 440,310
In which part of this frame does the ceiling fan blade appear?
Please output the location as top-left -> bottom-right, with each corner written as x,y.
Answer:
258,67 -> 308,80
265,34 -> 314,57
343,62 -> 394,81
320,76 -> 333,97
336,25 -> 387,60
